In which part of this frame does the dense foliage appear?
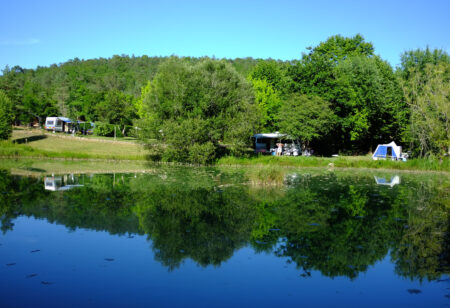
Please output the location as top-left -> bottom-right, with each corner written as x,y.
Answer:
278,94 -> 335,147
0,35 -> 448,158
137,58 -> 259,163
402,61 -> 449,156
0,90 -> 13,140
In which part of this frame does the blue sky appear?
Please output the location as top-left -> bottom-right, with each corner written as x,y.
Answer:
0,0 -> 448,70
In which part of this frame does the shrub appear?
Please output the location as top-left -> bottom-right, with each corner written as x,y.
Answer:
94,122 -> 114,137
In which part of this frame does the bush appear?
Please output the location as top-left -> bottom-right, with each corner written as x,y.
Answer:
94,122 -> 114,137
188,142 -> 216,165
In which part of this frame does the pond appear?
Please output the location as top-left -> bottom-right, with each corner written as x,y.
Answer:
0,166 -> 448,307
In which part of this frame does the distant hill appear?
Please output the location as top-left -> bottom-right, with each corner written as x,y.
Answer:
0,55 -> 271,124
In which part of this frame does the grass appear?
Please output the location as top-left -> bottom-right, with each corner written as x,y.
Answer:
1,128 -> 449,172
245,165 -> 286,185
217,155 -> 450,172
0,129 -> 146,160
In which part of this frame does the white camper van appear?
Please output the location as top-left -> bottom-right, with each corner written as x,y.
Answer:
45,117 -> 64,132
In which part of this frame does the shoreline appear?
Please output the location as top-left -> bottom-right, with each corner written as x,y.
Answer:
3,129 -> 448,173
1,157 -> 449,176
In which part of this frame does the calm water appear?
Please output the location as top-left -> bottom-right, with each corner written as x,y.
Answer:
0,167 -> 448,308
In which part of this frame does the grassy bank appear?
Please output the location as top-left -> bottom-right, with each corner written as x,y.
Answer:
1,129 -> 449,172
217,155 -> 450,172
0,129 -> 146,160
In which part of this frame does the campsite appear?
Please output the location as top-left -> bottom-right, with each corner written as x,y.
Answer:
2,127 -> 448,172
0,1 -> 449,308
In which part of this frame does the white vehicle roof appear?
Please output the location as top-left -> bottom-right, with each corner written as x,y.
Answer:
253,132 -> 287,139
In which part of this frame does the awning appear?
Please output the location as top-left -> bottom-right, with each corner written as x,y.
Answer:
58,117 -> 72,123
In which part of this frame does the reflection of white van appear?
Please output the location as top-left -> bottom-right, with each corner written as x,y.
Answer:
44,175 -> 83,191
44,176 -> 63,191
45,117 -> 63,131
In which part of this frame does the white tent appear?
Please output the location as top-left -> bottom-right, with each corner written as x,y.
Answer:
372,141 -> 404,161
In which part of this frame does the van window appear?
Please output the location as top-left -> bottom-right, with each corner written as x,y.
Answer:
47,121 -> 54,125
56,120 -> 62,126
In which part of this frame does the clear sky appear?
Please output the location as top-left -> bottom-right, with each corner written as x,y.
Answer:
1,0 -> 448,70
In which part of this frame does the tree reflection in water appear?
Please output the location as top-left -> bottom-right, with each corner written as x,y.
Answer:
0,168 -> 448,280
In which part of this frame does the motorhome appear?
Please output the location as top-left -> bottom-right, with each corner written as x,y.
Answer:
44,117 -> 64,132
252,132 -> 301,156
45,117 -> 87,133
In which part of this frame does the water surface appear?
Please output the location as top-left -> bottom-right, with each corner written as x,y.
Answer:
0,167 -> 448,307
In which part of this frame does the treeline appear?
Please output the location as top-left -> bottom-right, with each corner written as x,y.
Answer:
0,34 -> 448,159
0,55 -> 259,139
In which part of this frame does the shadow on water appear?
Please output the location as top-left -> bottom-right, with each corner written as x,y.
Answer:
13,134 -> 48,144
0,168 -> 448,281
21,167 -> 47,172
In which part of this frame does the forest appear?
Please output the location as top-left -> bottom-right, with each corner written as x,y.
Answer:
0,34 -> 448,162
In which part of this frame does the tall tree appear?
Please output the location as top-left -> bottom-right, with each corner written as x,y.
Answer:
138,57 -> 260,163
287,35 -> 406,153
249,60 -> 289,94
0,90 -> 13,140
399,47 -> 450,80
402,62 -> 450,157
278,94 -> 335,149
288,34 -> 374,100
96,90 -> 136,126
249,78 -> 282,132
333,56 -> 407,150
0,66 -> 25,125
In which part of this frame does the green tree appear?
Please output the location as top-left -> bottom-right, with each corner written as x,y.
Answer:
0,90 -> 13,139
402,62 -> 450,157
0,55 -> 266,129
278,94 -> 335,148
138,57 -> 260,163
399,47 -> 450,80
249,78 -> 282,132
287,35 -> 407,153
249,60 -> 289,94
22,80 -> 57,125
333,56 -> 407,150
96,89 -> 136,134
288,34 -> 374,99
0,66 -> 25,125
135,81 -> 151,119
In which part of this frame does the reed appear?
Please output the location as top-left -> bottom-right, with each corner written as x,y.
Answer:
217,155 -> 449,172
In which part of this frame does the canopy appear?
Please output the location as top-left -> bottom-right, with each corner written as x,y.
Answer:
58,117 -> 72,123
253,132 -> 286,139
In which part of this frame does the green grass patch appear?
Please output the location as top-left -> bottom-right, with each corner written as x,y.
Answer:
0,129 -> 146,160
245,165 -> 286,185
0,140 -> 145,160
217,155 -> 450,172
